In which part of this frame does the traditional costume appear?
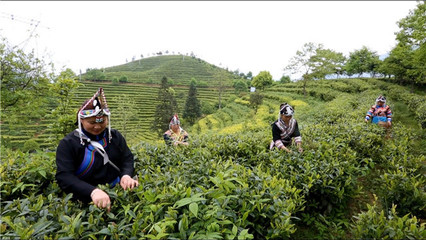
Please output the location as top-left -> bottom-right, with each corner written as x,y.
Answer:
270,103 -> 302,150
55,88 -> 135,203
365,95 -> 392,124
163,114 -> 189,145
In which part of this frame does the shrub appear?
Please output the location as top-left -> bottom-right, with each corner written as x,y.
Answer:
352,196 -> 425,240
22,139 -> 39,153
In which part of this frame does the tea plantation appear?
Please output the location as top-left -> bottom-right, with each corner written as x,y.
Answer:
1,78 -> 425,239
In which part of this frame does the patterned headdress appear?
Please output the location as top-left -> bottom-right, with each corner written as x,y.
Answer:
77,88 -> 111,144
376,95 -> 386,104
169,114 -> 180,127
280,103 -> 294,116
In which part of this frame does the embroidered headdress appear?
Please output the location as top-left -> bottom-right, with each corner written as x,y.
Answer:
169,114 -> 180,127
280,103 -> 294,116
77,87 -> 111,144
376,95 -> 386,104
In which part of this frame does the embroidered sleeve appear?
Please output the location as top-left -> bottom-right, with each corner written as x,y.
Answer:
292,121 -> 302,143
365,105 -> 375,120
272,123 -> 282,142
386,106 -> 392,121
163,131 -> 173,145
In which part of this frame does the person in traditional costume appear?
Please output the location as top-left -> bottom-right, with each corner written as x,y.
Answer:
270,103 -> 303,153
365,95 -> 392,128
56,88 -> 138,211
163,114 -> 189,146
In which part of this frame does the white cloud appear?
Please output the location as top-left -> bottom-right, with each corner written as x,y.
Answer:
0,1 -> 419,80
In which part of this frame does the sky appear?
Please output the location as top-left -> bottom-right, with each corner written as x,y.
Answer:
0,1 -> 420,80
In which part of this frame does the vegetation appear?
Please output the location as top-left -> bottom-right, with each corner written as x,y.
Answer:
183,79 -> 202,125
151,76 -> 179,136
1,2 -> 425,238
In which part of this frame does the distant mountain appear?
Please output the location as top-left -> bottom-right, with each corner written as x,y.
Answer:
83,55 -> 240,87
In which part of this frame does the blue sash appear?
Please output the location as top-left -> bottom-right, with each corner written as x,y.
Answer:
75,136 -> 107,178
372,116 -> 387,124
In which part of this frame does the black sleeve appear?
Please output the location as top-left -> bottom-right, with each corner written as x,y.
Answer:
55,137 -> 96,202
113,130 -> 135,178
163,133 -> 172,145
272,123 -> 281,142
291,121 -> 301,138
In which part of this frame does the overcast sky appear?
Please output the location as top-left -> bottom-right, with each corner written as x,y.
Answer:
0,1 -> 419,80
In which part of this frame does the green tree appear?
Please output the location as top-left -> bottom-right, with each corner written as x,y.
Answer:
85,68 -> 106,81
0,38 -> 51,122
379,43 -> 414,83
233,79 -> 248,94
246,71 -> 253,80
48,69 -> 81,142
345,46 -> 381,77
249,92 -> 264,114
112,94 -> 138,139
394,1 -> 426,86
183,79 -> 202,125
119,75 -> 128,83
310,48 -> 346,79
251,71 -> 273,90
152,76 -> 179,136
284,42 -> 321,96
280,75 -> 291,84
22,139 -> 39,153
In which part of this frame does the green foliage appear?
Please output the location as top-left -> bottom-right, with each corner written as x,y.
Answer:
47,69 -> 81,144
249,92 -> 263,114
201,100 -> 215,115
96,55 -> 236,87
392,1 -> 426,85
251,71 -> 273,90
119,75 -> 128,83
0,37 -> 51,122
112,94 -> 138,139
280,75 -> 291,84
352,196 -> 425,240
84,68 -> 106,81
345,46 -> 381,77
233,79 -> 248,94
183,80 -> 202,125
22,139 -> 40,153
152,76 -> 179,136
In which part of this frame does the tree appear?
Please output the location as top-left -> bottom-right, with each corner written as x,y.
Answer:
246,71 -> 253,80
119,75 -> 128,83
85,68 -> 106,81
152,76 -> 179,136
233,79 -> 248,94
183,79 -> 202,125
345,46 -> 381,77
280,75 -> 291,84
112,94 -> 138,139
284,42 -> 322,96
48,68 -> 81,142
310,48 -> 346,79
251,71 -> 273,90
394,1 -> 426,86
0,38 -> 51,122
249,92 -> 263,114
379,43 -> 414,83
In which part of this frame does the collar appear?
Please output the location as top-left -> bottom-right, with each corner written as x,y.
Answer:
82,128 -> 106,141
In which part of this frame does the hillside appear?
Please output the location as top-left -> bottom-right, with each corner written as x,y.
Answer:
0,80 -> 235,149
1,78 -> 425,239
85,55 -> 239,87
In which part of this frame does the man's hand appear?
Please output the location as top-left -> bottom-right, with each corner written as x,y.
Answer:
120,175 -> 139,190
364,118 -> 368,123
91,188 -> 111,212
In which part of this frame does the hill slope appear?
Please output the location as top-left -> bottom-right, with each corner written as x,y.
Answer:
86,55 -> 239,86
